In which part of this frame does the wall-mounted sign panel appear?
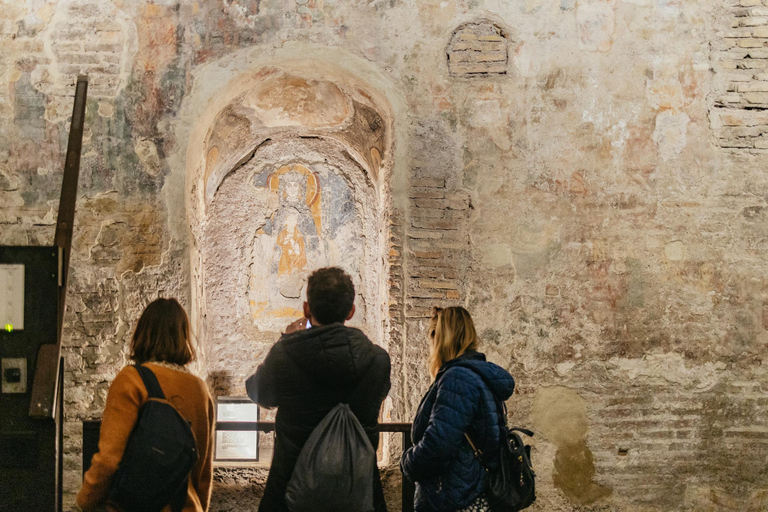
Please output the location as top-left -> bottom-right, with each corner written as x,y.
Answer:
215,397 -> 259,462
0,265 -> 24,331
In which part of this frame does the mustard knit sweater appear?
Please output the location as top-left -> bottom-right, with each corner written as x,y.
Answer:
76,363 -> 214,512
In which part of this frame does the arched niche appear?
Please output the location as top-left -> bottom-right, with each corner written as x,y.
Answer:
185,61 -> 394,398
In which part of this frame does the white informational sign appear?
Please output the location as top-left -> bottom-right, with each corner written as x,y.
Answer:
216,401 -> 259,422
0,265 -> 24,331
215,430 -> 258,460
215,397 -> 259,461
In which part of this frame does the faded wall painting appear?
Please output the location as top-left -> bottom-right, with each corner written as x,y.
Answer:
247,162 -> 364,331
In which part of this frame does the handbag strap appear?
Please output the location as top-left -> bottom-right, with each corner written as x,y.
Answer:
464,432 -> 488,469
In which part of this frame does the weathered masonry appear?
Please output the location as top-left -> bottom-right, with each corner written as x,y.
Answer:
2,0 -> 768,511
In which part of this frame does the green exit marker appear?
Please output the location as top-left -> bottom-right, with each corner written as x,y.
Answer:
4,324 -> 12,333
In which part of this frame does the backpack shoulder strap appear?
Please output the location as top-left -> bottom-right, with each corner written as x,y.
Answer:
135,365 -> 166,400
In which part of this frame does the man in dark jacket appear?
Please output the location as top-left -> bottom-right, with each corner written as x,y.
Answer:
246,267 -> 391,512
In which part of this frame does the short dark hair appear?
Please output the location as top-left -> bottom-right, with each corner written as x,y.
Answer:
130,298 -> 195,366
306,267 -> 355,325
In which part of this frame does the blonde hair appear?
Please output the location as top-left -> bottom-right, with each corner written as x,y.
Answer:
427,306 -> 479,378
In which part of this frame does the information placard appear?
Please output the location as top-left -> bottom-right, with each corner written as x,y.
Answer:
215,397 -> 259,462
0,264 -> 24,331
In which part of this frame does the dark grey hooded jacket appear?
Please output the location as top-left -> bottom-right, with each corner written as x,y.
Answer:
246,323 -> 391,512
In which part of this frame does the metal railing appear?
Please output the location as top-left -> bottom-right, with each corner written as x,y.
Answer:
83,420 -> 416,512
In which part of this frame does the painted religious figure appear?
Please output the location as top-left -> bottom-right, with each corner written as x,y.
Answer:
247,161 -> 363,331
275,212 -> 307,297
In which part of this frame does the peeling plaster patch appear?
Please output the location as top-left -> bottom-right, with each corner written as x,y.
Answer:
0,172 -> 23,221
531,387 -> 612,505
0,163 -> 21,191
509,221 -> 557,255
467,98 -> 512,150
134,138 -> 162,176
652,110 -> 689,160
647,75 -> 685,111
512,42 -> 541,78
97,101 -> 114,118
221,0 -> 263,29
556,361 -> 576,375
244,74 -> 352,128
482,242 -> 513,267
576,1 -> 615,52
664,239 -> 686,261
468,99 -> 504,128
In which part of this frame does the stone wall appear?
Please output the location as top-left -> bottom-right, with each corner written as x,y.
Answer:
2,0 -> 768,511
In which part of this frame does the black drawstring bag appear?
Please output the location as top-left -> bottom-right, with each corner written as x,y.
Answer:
285,403 -> 375,512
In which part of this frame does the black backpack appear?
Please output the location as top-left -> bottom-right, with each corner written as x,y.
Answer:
107,365 -> 198,512
484,402 -> 536,511
459,365 -> 536,511
285,403 -> 375,512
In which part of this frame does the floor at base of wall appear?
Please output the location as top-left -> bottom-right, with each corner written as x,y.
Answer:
210,465 -> 404,512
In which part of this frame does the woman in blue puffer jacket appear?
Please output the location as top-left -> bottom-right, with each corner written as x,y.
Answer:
401,306 -> 516,512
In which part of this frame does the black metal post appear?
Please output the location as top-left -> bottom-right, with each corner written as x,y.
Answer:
401,432 -> 415,512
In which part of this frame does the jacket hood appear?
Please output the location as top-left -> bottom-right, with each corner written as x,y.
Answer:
281,323 -> 381,388
442,351 -> 515,402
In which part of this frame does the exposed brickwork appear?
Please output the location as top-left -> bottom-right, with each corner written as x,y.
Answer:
48,1 -> 131,98
592,383 -> 768,508
711,107 -> 768,148
447,21 -> 508,77
405,177 -> 471,319
711,0 -> 768,148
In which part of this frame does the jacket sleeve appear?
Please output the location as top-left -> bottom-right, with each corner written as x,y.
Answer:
375,352 -> 392,407
364,352 -> 392,450
245,344 -> 281,408
76,367 -> 143,511
195,390 -> 215,512
400,368 -> 480,483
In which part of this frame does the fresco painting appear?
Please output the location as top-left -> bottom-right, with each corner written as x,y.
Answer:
247,162 -> 363,331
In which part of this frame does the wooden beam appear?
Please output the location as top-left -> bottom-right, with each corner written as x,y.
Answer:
29,76 -> 88,419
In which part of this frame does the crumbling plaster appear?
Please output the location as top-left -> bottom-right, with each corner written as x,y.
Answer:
2,0 -> 768,510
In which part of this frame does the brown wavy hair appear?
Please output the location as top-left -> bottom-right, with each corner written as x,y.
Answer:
427,306 -> 479,378
130,298 -> 195,366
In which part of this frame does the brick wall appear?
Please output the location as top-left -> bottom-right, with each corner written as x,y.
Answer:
712,0 -> 768,148
406,177 -> 469,319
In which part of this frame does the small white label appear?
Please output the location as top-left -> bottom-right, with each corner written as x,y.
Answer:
0,265 -> 24,331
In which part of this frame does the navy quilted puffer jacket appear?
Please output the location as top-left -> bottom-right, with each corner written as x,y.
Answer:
400,351 -> 515,512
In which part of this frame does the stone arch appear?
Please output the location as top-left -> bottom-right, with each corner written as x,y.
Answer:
181,56 -> 399,405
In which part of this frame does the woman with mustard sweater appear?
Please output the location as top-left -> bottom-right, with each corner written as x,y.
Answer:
75,298 -> 214,512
